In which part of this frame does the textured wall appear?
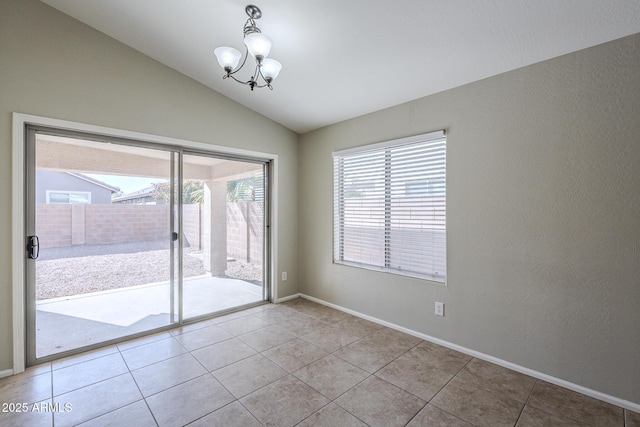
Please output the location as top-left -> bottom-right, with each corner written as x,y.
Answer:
299,34 -> 640,404
84,205 -> 169,245
34,205 -> 73,248
227,202 -> 264,265
0,0 -> 298,372
182,204 -> 201,250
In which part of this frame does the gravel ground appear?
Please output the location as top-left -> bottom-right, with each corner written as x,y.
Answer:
36,243 -> 263,300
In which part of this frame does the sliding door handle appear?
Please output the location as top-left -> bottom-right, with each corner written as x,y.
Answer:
171,232 -> 179,242
27,235 -> 39,259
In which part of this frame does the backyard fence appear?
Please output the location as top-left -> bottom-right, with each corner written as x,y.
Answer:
36,202 -> 263,265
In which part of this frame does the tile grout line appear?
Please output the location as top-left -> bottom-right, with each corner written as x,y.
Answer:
55,351 -> 155,426
362,339 -> 431,426
293,400 -> 334,426
181,337 -> 254,424
512,378 -> 539,427
319,328 -> 424,425
51,353 -> 128,398
234,398 -> 266,427
427,356 -> 478,426
425,352 -> 477,426
118,343 -> 161,427
323,371 -> 374,426
49,366 -> 55,427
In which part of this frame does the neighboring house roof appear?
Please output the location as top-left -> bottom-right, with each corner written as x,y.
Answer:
112,186 -> 154,203
67,173 -> 120,193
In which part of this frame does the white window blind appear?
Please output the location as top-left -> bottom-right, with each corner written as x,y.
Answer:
333,131 -> 446,282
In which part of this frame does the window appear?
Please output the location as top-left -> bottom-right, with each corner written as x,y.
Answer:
333,130 -> 446,282
46,191 -> 91,204
404,180 -> 428,196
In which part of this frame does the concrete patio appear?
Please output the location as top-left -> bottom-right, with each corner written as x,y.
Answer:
36,275 -> 264,358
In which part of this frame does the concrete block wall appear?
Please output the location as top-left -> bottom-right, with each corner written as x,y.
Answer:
84,205 -> 169,244
35,204 -> 169,248
182,204 -> 201,249
34,203 -> 262,264
35,205 -> 72,249
227,201 -> 263,265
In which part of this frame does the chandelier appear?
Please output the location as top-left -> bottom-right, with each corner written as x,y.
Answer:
214,5 -> 282,91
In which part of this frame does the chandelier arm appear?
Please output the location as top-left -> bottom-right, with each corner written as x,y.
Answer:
252,62 -> 261,83
251,82 -> 273,90
228,48 -> 250,77
253,64 -> 273,89
257,67 -> 270,84
225,74 -> 250,86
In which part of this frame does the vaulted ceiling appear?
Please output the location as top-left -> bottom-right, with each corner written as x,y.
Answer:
41,0 -> 640,133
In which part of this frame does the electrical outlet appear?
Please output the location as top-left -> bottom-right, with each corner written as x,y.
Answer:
281,271 -> 287,281
435,302 -> 444,317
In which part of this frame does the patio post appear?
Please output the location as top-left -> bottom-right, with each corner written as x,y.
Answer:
202,179 -> 227,276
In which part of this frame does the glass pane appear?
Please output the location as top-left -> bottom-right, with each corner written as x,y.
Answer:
69,193 -> 90,204
182,154 -> 266,319
33,133 -> 177,358
49,192 -> 69,204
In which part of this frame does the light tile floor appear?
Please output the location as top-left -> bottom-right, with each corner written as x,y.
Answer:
1,298 -> 639,427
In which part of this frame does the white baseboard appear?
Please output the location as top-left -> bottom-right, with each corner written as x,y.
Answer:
274,293 -> 300,304
299,293 -> 640,413
0,369 -> 14,379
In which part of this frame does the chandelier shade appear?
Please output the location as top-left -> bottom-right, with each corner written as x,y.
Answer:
214,5 -> 282,91
260,58 -> 282,82
243,33 -> 271,62
214,47 -> 242,72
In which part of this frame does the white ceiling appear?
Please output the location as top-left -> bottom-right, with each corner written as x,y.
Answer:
41,0 -> 640,134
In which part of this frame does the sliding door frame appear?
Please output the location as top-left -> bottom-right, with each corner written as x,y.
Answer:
180,148 -> 271,323
25,125 -> 186,365
12,113 -> 279,373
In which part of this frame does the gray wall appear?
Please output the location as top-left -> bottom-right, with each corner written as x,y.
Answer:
299,34 -> 640,404
36,171 -> 113,204
0,0 -> 299,371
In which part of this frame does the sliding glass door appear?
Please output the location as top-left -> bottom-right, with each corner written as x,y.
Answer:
25,126 -> 270,364
25,128 -> 179,362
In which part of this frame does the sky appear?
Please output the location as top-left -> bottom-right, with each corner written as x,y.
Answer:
86,174 -> 167,194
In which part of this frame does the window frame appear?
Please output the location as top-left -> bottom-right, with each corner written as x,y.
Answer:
332,130 -> 446,283
45,190 -> 92,204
